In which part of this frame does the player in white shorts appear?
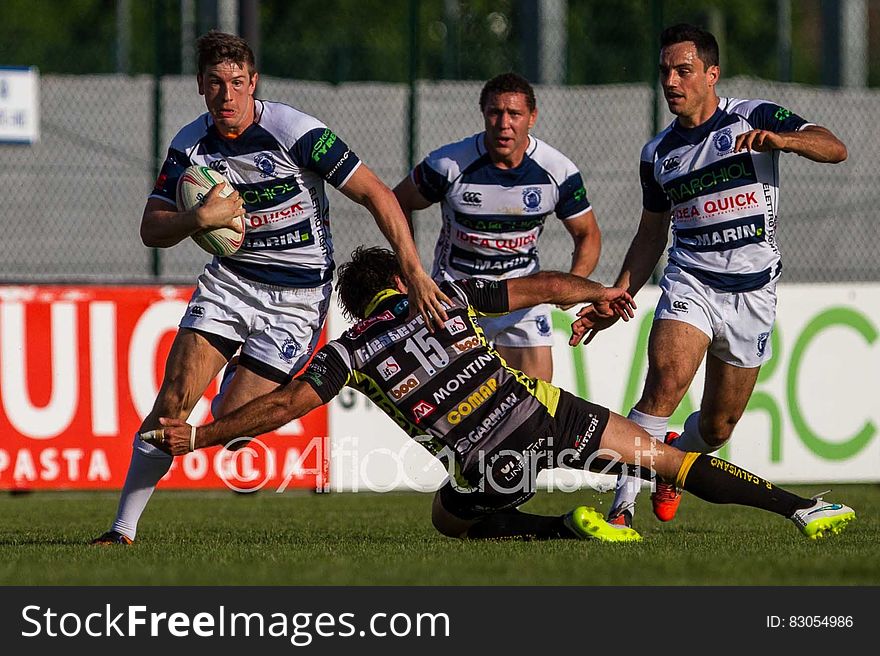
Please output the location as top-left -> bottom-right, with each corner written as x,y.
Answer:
654,263 -> 777,368
91,31 -> 447,545
571,24 -> 846,528
394,72 -> 601,381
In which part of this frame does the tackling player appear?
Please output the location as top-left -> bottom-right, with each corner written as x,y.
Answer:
146,247 -> 855,543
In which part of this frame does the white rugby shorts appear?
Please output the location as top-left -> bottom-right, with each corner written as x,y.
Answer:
654,263 -> 777,368
179,262 -> 332,378
477,303 -> 555,348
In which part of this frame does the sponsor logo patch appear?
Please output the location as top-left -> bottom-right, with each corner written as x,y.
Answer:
445,316 -> 467,335
377,356 -> 401,381
446,377 -> 498,424
662,156 -> 680,172
453,335 -> 481,354
412,400 -> 436,423
390,374 -> 420,400
208,159 -> 228,175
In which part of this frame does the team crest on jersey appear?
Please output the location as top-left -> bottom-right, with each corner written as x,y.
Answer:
712,128 -> 734,155
522,187 -> 542,212
757,331 -> 770,358
254,152 -> 277,178
377,356 -> 401,381
536,314 -> 551,337
208,159 -> 228,175
279,338 -> 301,363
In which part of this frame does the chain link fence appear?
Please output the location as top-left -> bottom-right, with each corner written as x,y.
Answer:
1,74 -> 877,285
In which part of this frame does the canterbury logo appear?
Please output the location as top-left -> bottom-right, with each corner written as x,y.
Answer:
461,192 -> 482,205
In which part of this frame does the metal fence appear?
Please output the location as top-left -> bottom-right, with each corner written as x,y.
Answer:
0,74 -> 877,284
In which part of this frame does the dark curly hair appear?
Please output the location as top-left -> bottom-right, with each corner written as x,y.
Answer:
335,246 -> 403,321
479,72 -> 536,113
196,30 -> 257,76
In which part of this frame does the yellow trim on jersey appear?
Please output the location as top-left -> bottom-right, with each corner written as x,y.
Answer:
464,305 -> 560,416
363,288 -> 401,319
675,452 -> 701,490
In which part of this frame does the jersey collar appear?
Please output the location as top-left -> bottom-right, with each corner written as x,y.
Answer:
363,288 -> 402,318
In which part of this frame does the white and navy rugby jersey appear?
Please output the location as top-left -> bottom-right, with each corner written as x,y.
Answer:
641,97 -> 810,292
150,99 -> 361,287
412,133 -> 592,281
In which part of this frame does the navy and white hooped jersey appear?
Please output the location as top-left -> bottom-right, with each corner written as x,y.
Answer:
641,97 -> 811,292
150,99 -> 361,288
412,133 -> 592,281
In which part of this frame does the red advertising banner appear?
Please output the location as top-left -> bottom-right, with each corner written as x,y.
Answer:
0,286 -> 328,490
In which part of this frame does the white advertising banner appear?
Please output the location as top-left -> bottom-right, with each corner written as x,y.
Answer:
328,283 -> 880,491
0,67 -> 39,143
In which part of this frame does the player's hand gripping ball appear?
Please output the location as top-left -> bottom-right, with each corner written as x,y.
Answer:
176,165 -> 245,256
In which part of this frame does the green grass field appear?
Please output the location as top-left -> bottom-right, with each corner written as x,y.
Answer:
1,485 -> 876,586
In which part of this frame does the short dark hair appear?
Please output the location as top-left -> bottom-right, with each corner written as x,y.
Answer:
196,30 -> 256,76
660,23 -> 719,69
479,72 -> 536,112
336,246 -> 403,321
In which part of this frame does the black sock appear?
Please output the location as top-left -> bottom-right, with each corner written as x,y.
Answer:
680,454 -> 813,517
465,510 -> 575,540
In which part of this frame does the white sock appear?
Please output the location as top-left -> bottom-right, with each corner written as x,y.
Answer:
610,409 -> 670,516
670,411 -> 717,453
109,434 -> 172,540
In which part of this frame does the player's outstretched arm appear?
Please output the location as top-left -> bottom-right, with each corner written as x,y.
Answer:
142,381 -> 323,456
568,207 -> 669,346
340,165 -> 451,330
392,176 -> 433,237
505,271 -> 635,318
140,187 -> 245,248
735,125 -> 847,163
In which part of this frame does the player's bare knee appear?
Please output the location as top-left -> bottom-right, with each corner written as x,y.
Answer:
639,378 -> 689,414
699,414 -> 737,447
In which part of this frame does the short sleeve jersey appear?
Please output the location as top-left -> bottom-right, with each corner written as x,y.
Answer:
640,97 -> 810,292
150,100 -> 361,288
296,280 -> 563,472
411,133 -> 592,282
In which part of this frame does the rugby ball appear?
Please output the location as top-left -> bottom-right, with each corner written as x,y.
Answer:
176,165 -> 245,257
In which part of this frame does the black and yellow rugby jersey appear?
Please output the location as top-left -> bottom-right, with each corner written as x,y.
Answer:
297,279 -> 562,471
